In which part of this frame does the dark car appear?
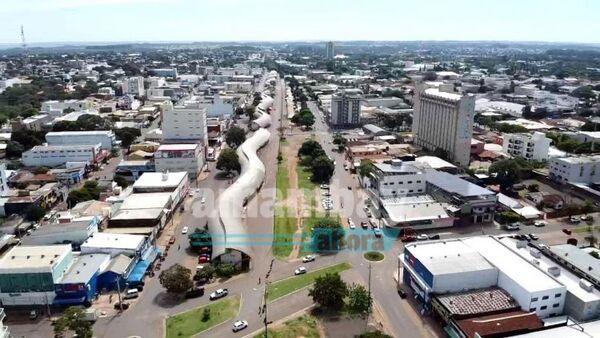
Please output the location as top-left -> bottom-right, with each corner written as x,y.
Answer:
562,229 -> 573,235
428,234 -> 440,240
185,287 -> 205,299
361,221 -> 368,229
397,288 -> 407,299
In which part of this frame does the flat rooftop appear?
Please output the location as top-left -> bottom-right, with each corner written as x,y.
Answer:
81,233 -> 144,251
510,319 -> 600,338
157,144 -> 199,151
59,253 -> 110,284
426,171 -> 495,197
382,195 -> 450,223
119,192 -> 172,210
46,130 -> 113,136
550,244 -> 600,282
423,87 -> 463,101
374,161 -> 423,175
435,288 -> 518,316
110,208 -> 164,221
463,237 -> 563,293
0,244 -> 71,270
133,172 -> 187,189
406,239 -> 497,276
503,238 -> 600,303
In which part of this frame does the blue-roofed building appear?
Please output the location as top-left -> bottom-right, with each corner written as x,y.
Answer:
97,254 -> 135,291
54,253 -> 111,306
425,170 -> 497,225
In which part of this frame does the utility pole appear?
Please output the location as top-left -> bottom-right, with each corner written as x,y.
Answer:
116,278 -> 123,311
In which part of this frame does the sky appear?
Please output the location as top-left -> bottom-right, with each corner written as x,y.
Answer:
0,0 -> 599,44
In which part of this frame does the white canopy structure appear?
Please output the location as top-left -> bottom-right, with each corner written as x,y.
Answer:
208,81 -> 275,265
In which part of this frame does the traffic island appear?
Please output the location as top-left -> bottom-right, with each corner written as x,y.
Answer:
363,251 -> 384,262
165,294 -> 240,338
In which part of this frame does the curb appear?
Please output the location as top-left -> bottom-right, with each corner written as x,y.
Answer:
241,305 -> 315,338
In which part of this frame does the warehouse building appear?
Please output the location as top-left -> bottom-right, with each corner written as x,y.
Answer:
401,236 -> 567,318
54,253 -> 111,306
132,172 -> 189,206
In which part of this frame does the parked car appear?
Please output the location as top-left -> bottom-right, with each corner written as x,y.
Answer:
232,320 -> 248,332
198,255 -> 211,264
528,233 -> 539,240
168,236 -> 176,245
397,288 -> 407,299
200,197 -> 206,204
416,234 -> 428,241
181,226 -> 189,234
322,192 -> 331,197
302,255 -> 315,263
503,223 -> 520,231
562,229 -> 573,235
294,267 -> 307,275
428,234 -> 440,240
123,289 -> 139,300
209,288 -> 228,300
581,215 -> 594,222
29,310 -> 38,320
348,218 -> 355,229
320,184 -> 329,189
534,221 -> 546,227
347,186 -> 352,190
570,216 -> 581,224
185,287 -> 205,299
361,221 -> 368,229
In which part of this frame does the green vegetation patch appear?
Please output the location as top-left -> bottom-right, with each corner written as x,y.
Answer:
273,207 -> 298,259
254,314 -> 321,338
363,251 -> 385,262
166,295 -> 240,338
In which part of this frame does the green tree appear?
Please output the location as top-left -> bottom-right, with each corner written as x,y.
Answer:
489,159 -> 523,189
346,283 -> 372,315
6,141 -> 24,157
245,105 -> 256,120
113,175 -> 129,189
312,217 -> 345,252
299,110 -> 315,129
24,205 -> 46,222
572,86 -> 597,100
216,263 -> 236,278
195,265 -> 215,281
53,307 -> 94,338
159,264 -> 193,295
216,148 -> 241,175
308,272 -> 348,310
298,139 -> 325,159
359,159 -> 375,177
225,126 -> 246,149
311,155 -> 335,183
114,127 -> 141,150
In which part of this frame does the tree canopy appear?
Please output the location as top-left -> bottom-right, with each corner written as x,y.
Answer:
159,264 -> 193,295
311,155 -> 335,183
308,272 -> 348,310
216,148 -> 241,175
312,217 -> 345,252
53,307 -> 94,338
225,126 -> 246,149
347,283 -> 372,315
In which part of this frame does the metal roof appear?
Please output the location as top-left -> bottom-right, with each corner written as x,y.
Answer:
425,171 -> 495,197
59,253 -> 111,284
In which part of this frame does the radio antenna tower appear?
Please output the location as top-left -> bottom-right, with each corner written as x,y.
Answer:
21,25 -> 27,48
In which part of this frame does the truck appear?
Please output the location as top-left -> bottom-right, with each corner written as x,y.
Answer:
400,227 -> 417,242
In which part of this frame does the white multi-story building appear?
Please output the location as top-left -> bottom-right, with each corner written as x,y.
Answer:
41,99 -> 95,117
206,93 -> 235,118
369,160 -> 427,198
330,91 -> 361,127
22,144 -> 102,167
122,76 -> 144,96
224,81 -> 253,93
412,83 -> 475,167
503,132 -> 551,161
549,155 -> 600,184
161,105 -> 208,145
45,130 -> 117,150
154,144 -> 205,176
402,236 -> 567,318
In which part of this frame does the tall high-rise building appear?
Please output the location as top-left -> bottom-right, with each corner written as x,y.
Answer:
161,104 -> 208,146
329,90 -> 361,128
122,76 -> 145,96
326,41 -> 335,60
412,83 -> 475,167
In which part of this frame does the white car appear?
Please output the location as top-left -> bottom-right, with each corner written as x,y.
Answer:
294,267 -> 307,275
302,255 -> 315,263
232,320 -> 248,332
181,226 -> 189,234
416,234 -> 428,241
320,184 -> 329,189
209,288 -> 229,300
200,197 -> 206,204
348,218 -> 355,229
373,228 -> 383,237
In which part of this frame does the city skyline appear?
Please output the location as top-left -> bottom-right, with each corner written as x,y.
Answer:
1,0 -> 599,44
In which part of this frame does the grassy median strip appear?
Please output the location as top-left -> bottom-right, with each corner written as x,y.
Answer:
276,161 -> 290,201
254,314 -> 321,338
267,262 -> 351,302
166,295 -> 240,338
273,207 -> 297,259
